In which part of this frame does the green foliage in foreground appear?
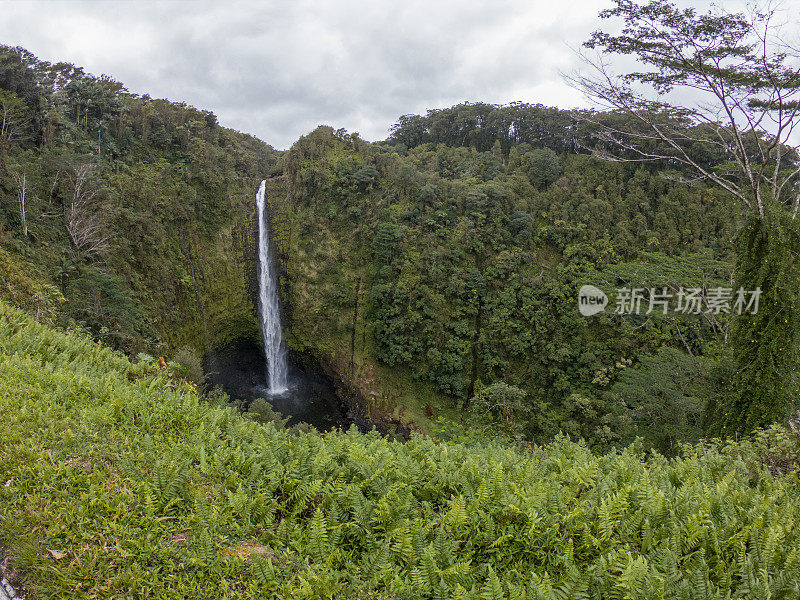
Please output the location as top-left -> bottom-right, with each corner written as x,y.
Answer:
1,301 -> 800,599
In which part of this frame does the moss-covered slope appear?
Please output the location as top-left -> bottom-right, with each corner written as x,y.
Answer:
0,45 -> 276,356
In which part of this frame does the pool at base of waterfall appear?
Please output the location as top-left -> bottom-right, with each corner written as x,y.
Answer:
251,366 -> 345,430
204,340 -> 350,431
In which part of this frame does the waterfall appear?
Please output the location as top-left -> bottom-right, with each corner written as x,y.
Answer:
256,180 -> 289,394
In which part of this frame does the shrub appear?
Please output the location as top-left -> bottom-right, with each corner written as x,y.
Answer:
468,381 -> 531,438
246,397 -> 289,428
171,345 -> 205,386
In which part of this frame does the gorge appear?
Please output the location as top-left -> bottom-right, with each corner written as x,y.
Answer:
2,3 -> 800,594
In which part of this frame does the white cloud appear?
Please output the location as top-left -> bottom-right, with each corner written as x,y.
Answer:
1,0 -> 618,148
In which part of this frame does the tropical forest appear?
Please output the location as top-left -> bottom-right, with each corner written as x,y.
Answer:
2,1 -> 800,598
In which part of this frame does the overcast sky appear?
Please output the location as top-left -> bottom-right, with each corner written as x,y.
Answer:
0,0 -> 752,149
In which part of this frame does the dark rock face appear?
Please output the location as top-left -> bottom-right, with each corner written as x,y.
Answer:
204,339 -> 265,400
288,348 -> 372,431
204,339 -> 412,439
289,348 -> 413,440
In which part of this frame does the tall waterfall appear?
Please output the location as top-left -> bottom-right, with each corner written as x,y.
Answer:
256,180 -> 289,394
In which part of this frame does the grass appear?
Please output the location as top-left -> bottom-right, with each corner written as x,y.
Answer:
2,299 -> 800,599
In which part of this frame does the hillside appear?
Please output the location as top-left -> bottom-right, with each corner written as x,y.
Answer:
5,0 -> 800,597
1,299 -> 800,599
0,45 -> 277,356
273,120 -> 737,447
1,45 -> 783,448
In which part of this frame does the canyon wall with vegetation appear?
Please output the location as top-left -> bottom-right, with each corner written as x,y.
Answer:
0,46 -> 780,449
0,45 -> 276,362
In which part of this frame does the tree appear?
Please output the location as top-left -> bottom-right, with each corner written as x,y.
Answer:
573,0 -> 800,434
13,170 -> 28,238
468,381 -> 531,438
65,163 -> 108,261
575,1 -> 800,216
704,206 -> 800,433
523,148 -> 560,189
0,46 -> 44,144
2,154 -> 37,238
612,347 -> 705,453
0,89 -> 28,156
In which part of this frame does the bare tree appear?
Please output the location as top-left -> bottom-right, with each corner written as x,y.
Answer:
570,0 -> 800,218
65,164 -> 109,261
2,161 -> 33,237
12,171 -> 28,238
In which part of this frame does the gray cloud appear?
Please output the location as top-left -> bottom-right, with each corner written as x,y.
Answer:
2,0 -> 616,148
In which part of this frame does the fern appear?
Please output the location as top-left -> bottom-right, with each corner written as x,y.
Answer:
250,555 -> 276,587
307,506 -> 329,563
482,567 -> 506,600
192,528 -> 217,566
553,567 -> 588,600
2,299 -> 800,599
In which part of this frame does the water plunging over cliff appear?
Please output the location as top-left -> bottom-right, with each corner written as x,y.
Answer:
204,181 -> 349,431
256,180 -> 289,394
205,181 -> 357,433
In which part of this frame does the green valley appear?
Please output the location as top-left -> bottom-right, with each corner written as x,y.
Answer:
3,0 -> 800,596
